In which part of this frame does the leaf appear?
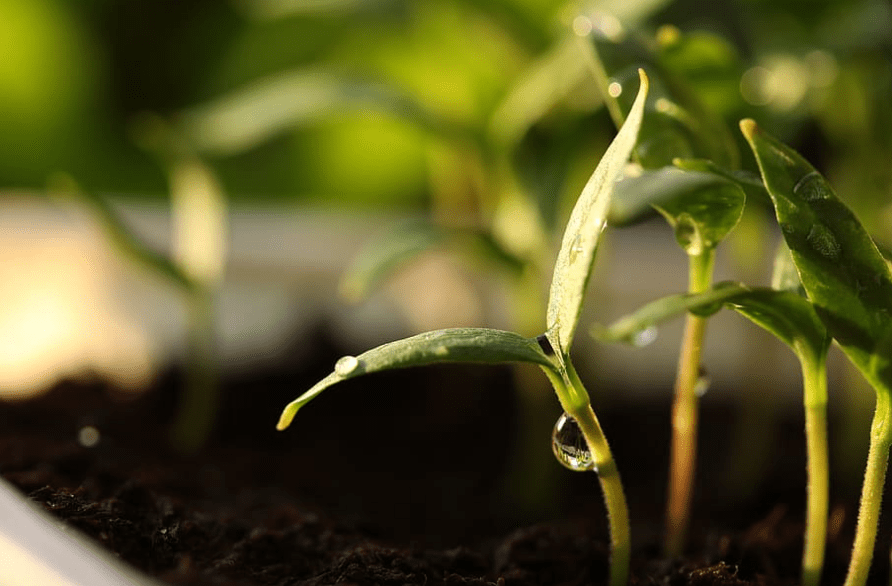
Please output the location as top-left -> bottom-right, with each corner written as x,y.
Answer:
608,165 -> 745,247
594,283 -> 828,364
50,177 -> 195,292
582,30 -> 737,169
277,328 -> 557,430
179,69 -> 460,156
740,119 -> 892,393
650,170 -> 745,256
489,35 -> 593,149
545,68 -> 648,356
339,221 -> 525,303
593,281 -> 748,343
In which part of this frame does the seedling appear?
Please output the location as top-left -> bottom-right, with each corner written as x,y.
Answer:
278,69 -> 650,586
741,120 -> 892,586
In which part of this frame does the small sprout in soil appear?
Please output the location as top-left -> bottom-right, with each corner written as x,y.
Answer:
279,69 -> 650,586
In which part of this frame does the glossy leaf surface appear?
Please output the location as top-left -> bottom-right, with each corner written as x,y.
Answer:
277,328 -> 557,430
545,69 -> 648,356
741,119 -> 892,393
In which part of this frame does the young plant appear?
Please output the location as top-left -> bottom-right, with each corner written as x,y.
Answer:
595,244 -> 831,586
740,120 -> 892,586
278,70 -> 650,586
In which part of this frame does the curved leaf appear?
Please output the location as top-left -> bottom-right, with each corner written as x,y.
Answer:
180,69 -> 460,156
593,281 -> 748,343
740,119 -> 892,394
608,165 -> 733,226
546,69 -> 648,356
339,221 -> 525,303
277,328 -> 556,430
594,283 -> 828,363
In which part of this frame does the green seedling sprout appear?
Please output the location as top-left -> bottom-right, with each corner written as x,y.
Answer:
278,69 -> 650,586
741,119 -> 892,586
50,154 -> 227,455
595,251 -> 832,586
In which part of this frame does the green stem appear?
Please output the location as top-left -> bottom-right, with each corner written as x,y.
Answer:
665,250 -> 715,558
844,392 -> 892,586
800,351 -> 829,586
550,360 -> 631,586
169,286 -> 219,453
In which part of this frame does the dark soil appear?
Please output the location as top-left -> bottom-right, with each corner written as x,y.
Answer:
0,330 -> 887,585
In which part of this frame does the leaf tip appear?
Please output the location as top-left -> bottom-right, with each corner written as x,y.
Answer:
739,118 -> 758,139
637,68 -> 650,92
276,405 -> 299,431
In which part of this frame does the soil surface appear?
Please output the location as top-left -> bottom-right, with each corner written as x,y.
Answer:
0,331 -> 888,585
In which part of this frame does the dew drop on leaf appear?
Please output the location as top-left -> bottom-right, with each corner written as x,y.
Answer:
552,413 -> 596,472
632,325 -> 658,347
334,355 -> 359,376
806,224 -> 841,259
793,171 -> 830,202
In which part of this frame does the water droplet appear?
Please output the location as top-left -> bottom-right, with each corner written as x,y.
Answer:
695,366 -> 711,397
433,345 -> 449,357
568,234 -> 585,263
572,15 -> 593,36
607,81 -> 623,98
632,325 -> 658,347
552,413 -> 596,472
793,171 -> 830,201
807,224 -> 840,259
77,425 -> 101,448
335,355 -> 359,376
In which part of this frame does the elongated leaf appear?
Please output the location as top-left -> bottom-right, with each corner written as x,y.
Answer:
180,69 -> 459,156
593,281 -> 748,343
740,119 -> 892,393
546,69 -> 648,356
340,221 -> 525,303
277,328 -> 557,430
595,283 -> 828,363
51,178 -> 195,292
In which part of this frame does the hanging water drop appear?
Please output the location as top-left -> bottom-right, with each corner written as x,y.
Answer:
793,171 -> 830,202
632,325 -> 658,347
695,366 -> 711,397
552,413 -> 596,472
334,355 -> 359,376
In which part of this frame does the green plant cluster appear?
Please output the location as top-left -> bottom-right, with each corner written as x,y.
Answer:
276,18 -> 892,586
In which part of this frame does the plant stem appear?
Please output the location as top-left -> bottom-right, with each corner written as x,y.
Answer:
844,391 -> 892,586
800,351 -> 829,586
169,286 -> 219,453
558,360 -> 631,586
665,250 -> 714,558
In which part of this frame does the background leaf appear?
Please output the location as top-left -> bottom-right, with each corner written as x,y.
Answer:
277,327 -> 556,430
545,69 -> 648,356
741,119 -> 892,392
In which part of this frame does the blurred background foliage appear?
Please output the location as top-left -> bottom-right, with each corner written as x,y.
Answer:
3,0 -> 890,228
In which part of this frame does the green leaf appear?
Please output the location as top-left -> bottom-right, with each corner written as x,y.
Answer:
489,35 -> 593,149
593,281 -> 748,343
650,171 -> 745,256
608,166 -> 745,242
50,177 -> 195,292
277,328 -> 556,430
594,283 -> 828,364
179,69 -> 460,156
583,30 -> 737,169
339,221 -> 525,303
545,69 -> 649,356
740,119 -> 892,393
